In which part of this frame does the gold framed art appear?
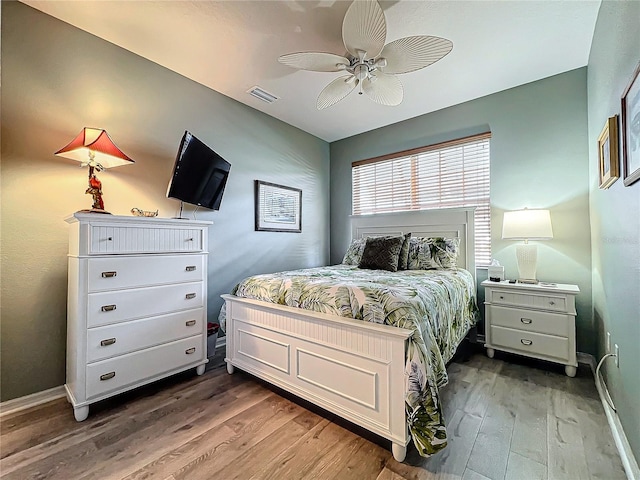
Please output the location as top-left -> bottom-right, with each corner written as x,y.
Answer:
598,115 -> 619,189
621,62 -> 640,187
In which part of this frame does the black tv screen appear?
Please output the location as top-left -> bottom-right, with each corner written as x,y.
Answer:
167,131 -> 231,210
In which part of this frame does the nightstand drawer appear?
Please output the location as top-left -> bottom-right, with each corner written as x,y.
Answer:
489,290 -> 567,312
490,325 -> 569,361
489,305 -> 569,337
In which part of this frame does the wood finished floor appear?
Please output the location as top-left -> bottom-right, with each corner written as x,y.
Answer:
0,347 -> 627,480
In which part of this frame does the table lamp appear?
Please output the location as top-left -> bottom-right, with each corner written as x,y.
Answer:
502,208 -> 553,284
55,128 -> 134,214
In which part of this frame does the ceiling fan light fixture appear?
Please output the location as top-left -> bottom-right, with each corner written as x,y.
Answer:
279,0 -> 452,109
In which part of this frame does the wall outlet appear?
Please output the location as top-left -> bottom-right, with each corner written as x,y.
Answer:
614,344 -> 619,367
606,332 -> 611,353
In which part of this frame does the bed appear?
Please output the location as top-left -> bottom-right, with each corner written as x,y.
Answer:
221,208 -> 478,461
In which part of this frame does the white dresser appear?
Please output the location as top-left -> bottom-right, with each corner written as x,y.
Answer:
65,213 -> 212,421
482,280 -> 580,377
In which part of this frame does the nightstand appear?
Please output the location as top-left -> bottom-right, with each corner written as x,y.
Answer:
481,280 -> 580,377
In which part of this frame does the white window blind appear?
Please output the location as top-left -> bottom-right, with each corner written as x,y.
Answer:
352,133 -> 491,266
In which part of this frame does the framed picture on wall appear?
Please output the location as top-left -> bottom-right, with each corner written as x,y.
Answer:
597,115 -> 619,189
255,180 -> 302,232
621,62 -> 640,187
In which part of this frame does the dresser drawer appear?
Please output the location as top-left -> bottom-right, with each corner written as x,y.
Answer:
87,308 -> 204,362
489,290 -> 567,312
490,325 -> 569,361
488,305 -> 570,337
89,225 -> 203,254
87,282 -> 204,327
86,335 -> 204,399
88,255 -> 204,292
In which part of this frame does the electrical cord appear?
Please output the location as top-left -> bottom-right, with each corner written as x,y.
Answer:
595,353 -> 617,413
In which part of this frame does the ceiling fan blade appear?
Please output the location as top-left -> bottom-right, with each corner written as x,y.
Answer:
380,36 -> 453,74
362,73 -> 403,106
342,0 -> 386,59
317,75 -> 358,110
278,52 -> 350,72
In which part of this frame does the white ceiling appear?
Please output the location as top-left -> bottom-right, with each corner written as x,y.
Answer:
23,0 -> 601,142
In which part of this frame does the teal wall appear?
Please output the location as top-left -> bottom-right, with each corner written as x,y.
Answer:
330,69 -> 593,353
587,0 -> 640,462
0,2 -> 330,401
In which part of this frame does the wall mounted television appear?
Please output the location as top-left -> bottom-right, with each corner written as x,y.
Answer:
166,131 -> 231,211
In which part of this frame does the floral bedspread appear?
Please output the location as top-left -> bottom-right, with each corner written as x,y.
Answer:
219,265 -> 479,457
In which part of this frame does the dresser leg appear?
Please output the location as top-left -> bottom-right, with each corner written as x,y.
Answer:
565,365 -> 577,377
74,405 -> 89,422
196,364 -> 206,376
226,362 -> 235,375
486,348 -> 495,359
392,442 -> 407,462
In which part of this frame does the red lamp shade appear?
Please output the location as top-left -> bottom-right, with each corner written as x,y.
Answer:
55,128 -> 134,213
55,127 -> 134,168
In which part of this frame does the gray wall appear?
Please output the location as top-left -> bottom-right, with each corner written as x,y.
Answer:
330,69 -> 593,353
587,0 -> 640,461
0,2 -> 330,401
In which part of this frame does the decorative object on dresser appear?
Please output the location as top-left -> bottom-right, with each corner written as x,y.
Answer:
64,213 -> 212,421
55,128 -> 134,214
621,61 -> 640,186
597,115 -> 620,189
254,180 -> 302,233
131,208 -> 159,217
482,279 -> 579,377
501,208 -> 553,284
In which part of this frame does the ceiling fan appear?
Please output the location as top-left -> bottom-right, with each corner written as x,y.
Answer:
278,0 -> 453,110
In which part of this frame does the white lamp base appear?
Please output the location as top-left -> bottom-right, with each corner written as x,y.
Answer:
515,243 -> 538,283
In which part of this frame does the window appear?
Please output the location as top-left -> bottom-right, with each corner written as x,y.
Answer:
352,133 -> 491,266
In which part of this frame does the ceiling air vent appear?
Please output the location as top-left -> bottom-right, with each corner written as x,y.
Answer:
247,86 -> 279,104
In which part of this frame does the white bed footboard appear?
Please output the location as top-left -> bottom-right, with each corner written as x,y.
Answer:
222,294 -> 412,460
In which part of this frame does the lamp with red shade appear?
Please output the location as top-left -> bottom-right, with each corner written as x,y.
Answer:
55,128 -> 134,214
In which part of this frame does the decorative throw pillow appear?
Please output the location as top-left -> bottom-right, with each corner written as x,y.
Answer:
398,232 -> 411,270
342,237 -> 366,265
407,237 -> 460,270
359,235 -> 405,272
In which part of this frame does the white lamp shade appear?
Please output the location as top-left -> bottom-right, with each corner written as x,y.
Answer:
502,209 -> 553,240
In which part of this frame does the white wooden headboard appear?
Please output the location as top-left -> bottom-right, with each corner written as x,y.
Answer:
350,207 -> 476,273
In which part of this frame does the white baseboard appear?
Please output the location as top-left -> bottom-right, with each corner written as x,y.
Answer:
1,339 -> 228,418
578,352 -> 640,480
0,385 -> 66,418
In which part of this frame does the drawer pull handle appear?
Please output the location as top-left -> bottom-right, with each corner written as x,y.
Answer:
100,338 -> 116,346
107,237 -> 113,241
520,318 -> 532,324
100,372 -> 116,381
185,293 -> 196,300
185,320 -> 196,327
186,238 -> 194,242
549,301 -> 556,306
101,305 -> 117,312
185,347 -> 196,355
186,266 -> 197,272
101,271 -> 117,278
499,295 -> 504,300
520,339 -> 533,346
